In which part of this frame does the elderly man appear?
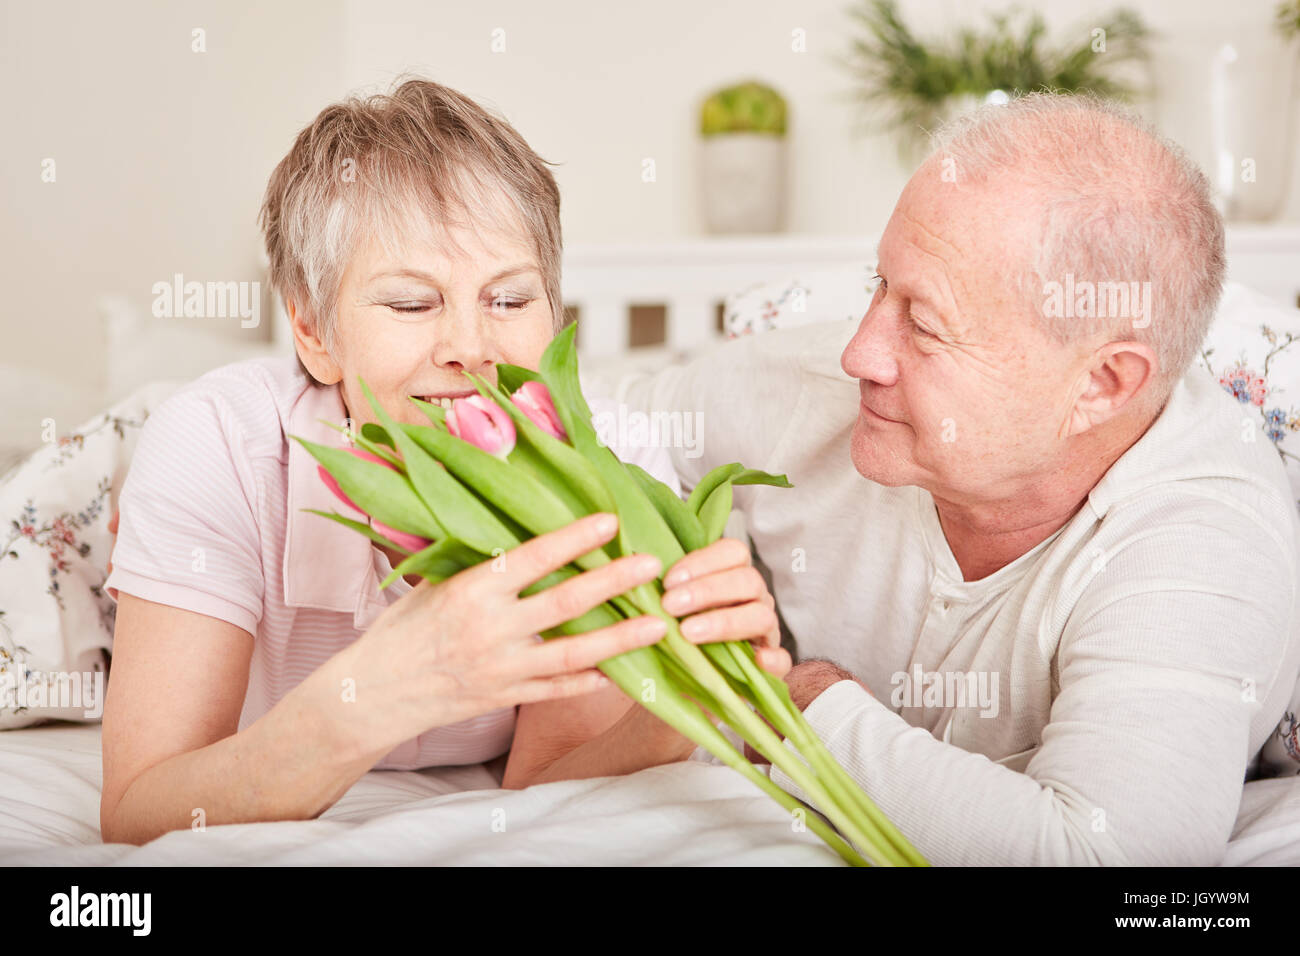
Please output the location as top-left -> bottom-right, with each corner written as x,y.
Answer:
616,93 -> 1300,865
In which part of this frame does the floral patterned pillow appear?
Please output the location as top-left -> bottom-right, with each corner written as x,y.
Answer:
1195,282 -> 1300,515
723,265 -> 876,339
0,380 -> 184,729
1195,283 -> 1300,777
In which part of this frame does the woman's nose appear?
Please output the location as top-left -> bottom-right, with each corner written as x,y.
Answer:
433,311 -> 493,374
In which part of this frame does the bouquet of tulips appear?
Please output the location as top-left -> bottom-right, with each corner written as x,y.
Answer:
293,324 -> 925,867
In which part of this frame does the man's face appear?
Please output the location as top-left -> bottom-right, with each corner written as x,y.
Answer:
840,158 -> 1091,503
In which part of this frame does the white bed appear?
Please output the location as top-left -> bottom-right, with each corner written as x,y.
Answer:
4,264 -> 1300,867
1,721 -> 1298,866
0,722 -> 844,866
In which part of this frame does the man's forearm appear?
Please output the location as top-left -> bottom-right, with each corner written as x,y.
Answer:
766,678 -> 1242,866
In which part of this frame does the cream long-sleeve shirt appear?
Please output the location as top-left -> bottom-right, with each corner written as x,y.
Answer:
613,319 -> 1300,865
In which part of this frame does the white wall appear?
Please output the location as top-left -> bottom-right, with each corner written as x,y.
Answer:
3,0 -> 1297,395
342,0 -> 1300,242
0,0 -> 348,395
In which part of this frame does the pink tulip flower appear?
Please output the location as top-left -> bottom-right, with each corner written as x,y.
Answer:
447,394 -> 517,458
371,521 -> 431,554
317,448 -> 395,515
318,448 -> 431,553
510,380 -> 568,442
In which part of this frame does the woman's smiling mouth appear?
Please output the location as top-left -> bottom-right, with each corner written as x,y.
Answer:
413,389 -> 479,409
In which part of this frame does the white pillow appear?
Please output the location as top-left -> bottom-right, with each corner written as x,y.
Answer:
0,364 -> 105,478
0,379 -> 184,729
101,294 -> 284,406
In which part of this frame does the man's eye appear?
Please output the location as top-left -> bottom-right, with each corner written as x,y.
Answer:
909,314 -> 935,338
872,274 -> 886,294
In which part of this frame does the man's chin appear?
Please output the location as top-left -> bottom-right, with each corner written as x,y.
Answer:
849,422 -> 912,486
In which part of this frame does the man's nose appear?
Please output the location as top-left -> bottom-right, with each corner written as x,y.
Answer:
841,304 -> 901,385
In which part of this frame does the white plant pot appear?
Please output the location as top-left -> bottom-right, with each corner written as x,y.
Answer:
699,133 -> 787,234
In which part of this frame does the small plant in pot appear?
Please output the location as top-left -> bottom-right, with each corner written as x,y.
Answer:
698,81 -> 789,234
841,0 -> 1151,162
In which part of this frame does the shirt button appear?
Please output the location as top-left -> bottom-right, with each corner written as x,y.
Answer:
940,599 -> 951,612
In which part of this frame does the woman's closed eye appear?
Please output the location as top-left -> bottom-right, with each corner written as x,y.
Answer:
384,297 -> 533,316
486,290 -> 536,313
387,300 -> 434,314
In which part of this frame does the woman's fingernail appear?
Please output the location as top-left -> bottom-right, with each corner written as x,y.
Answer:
595,514 -> 617,536
635,555 -> 662,577
681,617 -> 711,640
662,589 -> 690,612
663,568 -> 689,587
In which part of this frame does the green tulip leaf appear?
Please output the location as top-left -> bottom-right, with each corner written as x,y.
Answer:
301,508 -> 420,557
292,435 -> 443,541
625,462 -> 706,553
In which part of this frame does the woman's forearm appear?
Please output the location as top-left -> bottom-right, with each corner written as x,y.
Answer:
506,704 -> 698,788
101,658 -> 385,846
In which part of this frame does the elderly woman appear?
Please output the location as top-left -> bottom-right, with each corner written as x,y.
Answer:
99,79 -> 786,846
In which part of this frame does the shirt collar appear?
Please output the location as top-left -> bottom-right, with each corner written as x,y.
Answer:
1087,367 -> 1276,520
282,380 -> 391,630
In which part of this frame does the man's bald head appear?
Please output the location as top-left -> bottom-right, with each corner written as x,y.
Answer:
925,93 -> 1225,416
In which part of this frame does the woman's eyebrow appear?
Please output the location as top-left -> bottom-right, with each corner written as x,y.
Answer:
483,264 -> 540,284
367,268 -> 440,285
366,265 -> 538,284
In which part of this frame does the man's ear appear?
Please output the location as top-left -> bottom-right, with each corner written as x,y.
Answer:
287,297 -> 341,386
1063,341 -> 1159,438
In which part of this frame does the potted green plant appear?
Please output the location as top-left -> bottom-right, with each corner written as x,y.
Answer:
1280,1 -> 1300,39
698,81 -> 789,234
841,1 -> 1151,161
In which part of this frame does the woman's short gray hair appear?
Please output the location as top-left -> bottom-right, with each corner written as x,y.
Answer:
927,91 -> 1225,414
259,77 -> 564,384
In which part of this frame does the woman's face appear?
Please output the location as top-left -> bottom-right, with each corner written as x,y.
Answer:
299,219 -> 555,431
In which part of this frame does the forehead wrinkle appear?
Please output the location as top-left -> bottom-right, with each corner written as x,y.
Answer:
891,207 -> 968,337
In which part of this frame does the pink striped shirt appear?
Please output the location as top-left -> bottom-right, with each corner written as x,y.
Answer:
104,356 -> 681,770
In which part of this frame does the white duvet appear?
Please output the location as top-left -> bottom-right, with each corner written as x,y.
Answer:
3,722 -> 1297,866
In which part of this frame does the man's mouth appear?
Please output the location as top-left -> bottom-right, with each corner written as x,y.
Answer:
858,382 -> 901,424
860,399 -> 900,424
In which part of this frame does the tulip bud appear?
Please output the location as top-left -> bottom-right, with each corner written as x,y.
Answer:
318,448 -> 430,552
372,521 -> 432,554
317,448 -> 398,515
447,394 -> 517,458
511,380 -> 569,442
